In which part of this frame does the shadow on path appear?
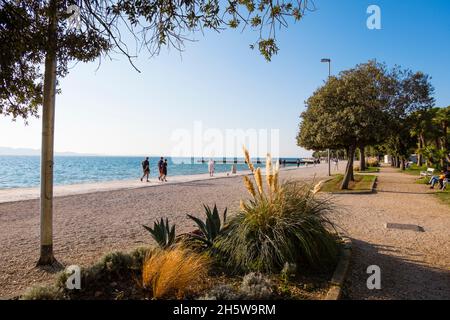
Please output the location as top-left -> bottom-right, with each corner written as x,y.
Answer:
344,239 -> 450,300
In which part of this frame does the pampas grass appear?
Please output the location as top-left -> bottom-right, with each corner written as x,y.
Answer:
214,147 -> 339,274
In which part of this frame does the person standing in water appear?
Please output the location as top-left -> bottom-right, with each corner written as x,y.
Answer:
208,159 -> 215,177
140,157 -> 150,182
157,157 -> 164,181
161,159 -> 168,182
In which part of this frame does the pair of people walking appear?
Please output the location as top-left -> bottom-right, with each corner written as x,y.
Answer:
140,157 -> 168,182
158,157 -> 168,182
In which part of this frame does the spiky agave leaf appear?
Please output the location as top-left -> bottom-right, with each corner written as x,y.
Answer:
143,218 -> 176,249
187,204 -> 228,247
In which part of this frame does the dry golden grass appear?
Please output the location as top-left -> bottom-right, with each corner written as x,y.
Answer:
242,145 -> 255,172
243,176 -> 256,198
255,167 -> 264,195
142,246 -> 210,299
242,146 -> 281,200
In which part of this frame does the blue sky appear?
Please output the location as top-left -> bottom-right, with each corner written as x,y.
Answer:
1,0 -> 449,157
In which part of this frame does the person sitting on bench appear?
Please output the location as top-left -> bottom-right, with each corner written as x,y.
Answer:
430,170 -> 449,190
441,170 -> 450,190
430,171 -> 445,189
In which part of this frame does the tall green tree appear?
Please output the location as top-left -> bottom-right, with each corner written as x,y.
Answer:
383,69 -> 435,170
1,0 -> 313,265
297,61 -> 392,189
433,106 -> 450,168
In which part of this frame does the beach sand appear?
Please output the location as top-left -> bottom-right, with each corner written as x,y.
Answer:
1,163 -> 448,300
0,163 -> 332,299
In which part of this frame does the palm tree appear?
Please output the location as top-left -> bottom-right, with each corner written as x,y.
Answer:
433,107 -> 450,168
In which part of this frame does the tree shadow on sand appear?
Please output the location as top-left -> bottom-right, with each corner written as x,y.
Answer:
34,260 -> 65,274
342,239 -> 450,300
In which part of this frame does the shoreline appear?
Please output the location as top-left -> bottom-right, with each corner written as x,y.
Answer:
0,165 -> 309,204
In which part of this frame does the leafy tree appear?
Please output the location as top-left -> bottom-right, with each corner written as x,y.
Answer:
410,109 -> 437,166
1,0 -> 313,265
434,106 -> 450,168
297,61 -> 392,189
382,69 -> 435,170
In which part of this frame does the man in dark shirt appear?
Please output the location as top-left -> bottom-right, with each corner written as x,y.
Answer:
157,157 -> 164,181
140,157 -> 150,182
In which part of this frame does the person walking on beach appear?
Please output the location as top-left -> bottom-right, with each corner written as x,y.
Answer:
157,157 -> 164,181
296,159 -> 300,168
161,159 -> 168,182
208,159 -> 215,177
140,157 -> 150,182
333,158 -> 339,171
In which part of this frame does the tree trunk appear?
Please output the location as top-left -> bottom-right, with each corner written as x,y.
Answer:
341,146 -> 355,190
400,157 -> 406,171
417,134 -> 423,166
359,145 -> 366,171
38,0 -> 58,266
396,156 -> 401,168
441,121 -> 448,169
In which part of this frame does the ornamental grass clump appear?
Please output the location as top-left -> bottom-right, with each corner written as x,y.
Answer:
142,246 -> 210,299
214,147 -> 339,274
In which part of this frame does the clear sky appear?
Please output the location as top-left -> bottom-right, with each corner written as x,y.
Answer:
1,0 -> 449,157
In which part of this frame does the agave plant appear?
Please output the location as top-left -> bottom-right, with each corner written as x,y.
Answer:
143,218 -> 176,249
187,204 -> 227,247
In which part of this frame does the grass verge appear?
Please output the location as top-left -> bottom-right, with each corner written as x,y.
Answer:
414,177 -> 450,208
401,164 -> 428,176
355,167 -> 380,173
320,174 -> 377,194
435,190 -> 450,207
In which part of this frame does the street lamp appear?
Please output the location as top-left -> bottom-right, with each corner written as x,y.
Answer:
321,58 -> 331,176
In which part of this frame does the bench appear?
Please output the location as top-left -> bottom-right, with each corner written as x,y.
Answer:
420,168 -> 435,177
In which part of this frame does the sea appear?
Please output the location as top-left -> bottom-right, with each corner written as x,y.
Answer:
0,156 -> 302,189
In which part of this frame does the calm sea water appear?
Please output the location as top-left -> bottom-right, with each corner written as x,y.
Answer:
0,156 -> 301,189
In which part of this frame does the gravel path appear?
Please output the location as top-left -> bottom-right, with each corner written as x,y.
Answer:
0,164 -> 333,299
329,166 -> 450,300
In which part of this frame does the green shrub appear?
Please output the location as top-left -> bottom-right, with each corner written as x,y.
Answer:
143,218 -> 176,249
214,171 -> 339,274
55,247 -> 153,298
199,284 -> 241,300
367,158 -> 379,167
239,273 -> 274,299
21,285 -> 64,300
187,204 -> 227,247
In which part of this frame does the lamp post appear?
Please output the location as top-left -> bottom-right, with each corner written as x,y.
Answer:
321,58 -> 331,176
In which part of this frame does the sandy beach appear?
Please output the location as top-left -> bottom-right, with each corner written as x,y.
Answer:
1,163 -> 449,300
0,163 -> 333,299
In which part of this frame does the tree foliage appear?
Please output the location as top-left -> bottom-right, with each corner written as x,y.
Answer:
297,60 -> 438,188
1,0 -> 314,120
297,61 -> 393,189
